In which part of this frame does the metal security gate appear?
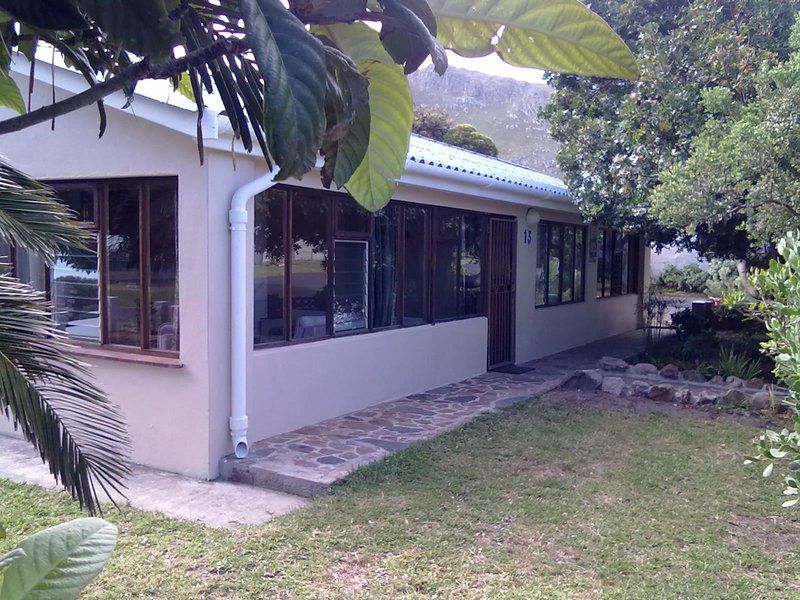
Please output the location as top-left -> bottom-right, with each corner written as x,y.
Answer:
487,217 -> 516,370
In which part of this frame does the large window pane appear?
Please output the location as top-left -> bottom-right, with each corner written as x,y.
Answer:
434,212 -> 460,320
462,213 -> 484,316
254,190 -> 286,343
149,181 -> 179,351
597,229 -> 605,298
611,231 -> 624,296
561,226 -> 574,303
333,240 -> 368,333
536,223 -> 548,306
373,204 -> 399,328
291,194 -> 329,339
51,242 -> 100,341
620,234 -> 630,295
548,225 -> 562,305
57,185 -> 96,224
336,198 -> 370,234
107,184 -> 141,346
603,230 -> 613,296
575,227 -> 585,302
402,206 -> 429,325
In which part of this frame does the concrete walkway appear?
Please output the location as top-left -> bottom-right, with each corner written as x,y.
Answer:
221,330 -> 646,497
0,436 -> 307,528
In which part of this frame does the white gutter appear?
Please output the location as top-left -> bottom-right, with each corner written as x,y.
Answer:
229,166 -> 280,459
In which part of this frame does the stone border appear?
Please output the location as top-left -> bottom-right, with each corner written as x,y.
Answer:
561,356 -> 792,414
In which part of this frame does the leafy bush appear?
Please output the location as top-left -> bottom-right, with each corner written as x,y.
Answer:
717,347 -> 762,380
655,264 -> 710,293
740,231 -> 800,506
705,258 -> 740,297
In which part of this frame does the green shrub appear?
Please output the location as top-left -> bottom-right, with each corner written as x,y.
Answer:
705,258 -> 740,297
655,264 -> 710,293
739,231 -> 800,506
717,347 -> 762,380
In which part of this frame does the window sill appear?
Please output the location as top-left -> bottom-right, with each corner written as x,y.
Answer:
67,343 -> 183,368
596,293 -> 638,301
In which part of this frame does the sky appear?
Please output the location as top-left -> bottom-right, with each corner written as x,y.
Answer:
433,52 -> 547,84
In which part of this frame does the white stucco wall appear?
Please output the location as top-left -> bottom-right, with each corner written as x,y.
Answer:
0,75 -> 216,478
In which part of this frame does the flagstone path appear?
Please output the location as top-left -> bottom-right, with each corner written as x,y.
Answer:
220,330 -> 648,497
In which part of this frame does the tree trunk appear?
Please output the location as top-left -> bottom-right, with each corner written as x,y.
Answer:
737,259 -> 758,299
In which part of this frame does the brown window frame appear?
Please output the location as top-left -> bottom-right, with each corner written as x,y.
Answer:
535,221 -> 586,308
596,228 -> 641,299
253,185 -> 493,349
44,177 -> 180,356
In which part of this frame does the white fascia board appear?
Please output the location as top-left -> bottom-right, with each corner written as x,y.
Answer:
399,159 -> 579,213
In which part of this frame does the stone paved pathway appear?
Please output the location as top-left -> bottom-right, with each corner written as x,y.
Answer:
220,331 -> 647,497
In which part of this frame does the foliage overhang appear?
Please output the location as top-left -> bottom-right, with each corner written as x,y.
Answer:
0,0 -> 637,211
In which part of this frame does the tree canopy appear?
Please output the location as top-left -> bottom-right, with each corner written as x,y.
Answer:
412,107 -> 498,157
651,18 -> 800,251
443,123 -> 498,157
541,0 -> 800,258
0,0 -> 638,212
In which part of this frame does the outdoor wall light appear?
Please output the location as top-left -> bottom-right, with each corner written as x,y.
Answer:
525,208 -> 541,227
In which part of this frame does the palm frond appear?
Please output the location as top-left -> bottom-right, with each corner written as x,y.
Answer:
0,273 -> 130,514
0,156 -> 89,263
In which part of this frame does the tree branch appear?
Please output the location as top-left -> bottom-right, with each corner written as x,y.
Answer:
0,36 -> 250,136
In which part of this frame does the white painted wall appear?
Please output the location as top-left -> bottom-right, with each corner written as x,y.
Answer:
0,75 -> 216,478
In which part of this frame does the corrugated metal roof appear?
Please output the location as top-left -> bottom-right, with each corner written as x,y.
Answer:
406,134 -> 571,198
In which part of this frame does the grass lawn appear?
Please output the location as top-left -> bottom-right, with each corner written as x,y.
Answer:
2,395 -> 800,599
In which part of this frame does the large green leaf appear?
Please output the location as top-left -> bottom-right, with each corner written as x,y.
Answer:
0,71 -> 23,114
0,519 -> 117,600
76,0 -> 180,59
428,0 -> 638,80
320,47 -> 371,190
318,24 -> 413,210
379,0 -> 447,75
240,0 -> 327,179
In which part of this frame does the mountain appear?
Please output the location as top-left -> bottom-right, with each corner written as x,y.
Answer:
408,66 -> 562,178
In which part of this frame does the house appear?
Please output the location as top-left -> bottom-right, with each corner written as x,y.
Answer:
0,60 -> 649,481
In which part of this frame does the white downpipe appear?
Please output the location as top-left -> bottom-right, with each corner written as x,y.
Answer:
229,166 -> 280,459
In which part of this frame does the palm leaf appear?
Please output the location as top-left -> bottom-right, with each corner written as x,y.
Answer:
0,157 -> 89,264
0,274 -> 130,514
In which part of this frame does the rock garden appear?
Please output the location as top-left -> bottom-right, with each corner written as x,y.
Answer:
562,355 -> 791,415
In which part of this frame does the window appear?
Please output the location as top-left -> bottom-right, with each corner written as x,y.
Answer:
535,222 -> 585,307
401,206 -> 429,326
373,204 -> 399,329
596,229 -> 640,298
5,179 -> 179,352
291,193 -> 329,339
253,186 -> 490,346
432,210 -> 486,321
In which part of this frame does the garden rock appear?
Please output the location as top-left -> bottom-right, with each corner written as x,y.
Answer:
563,369 -> 604,391
675,388 -> 693,404
630,380 -> 651,397
744,377 -> 765,390
601,376 -> 627,396
747,391 -> 772,411
660,364 -> 680,379
682,370 -> 707,383
709,375 -> 725,385
694,391 -> 720,406
726,376 -> 744,388
719,389 -> 747,408
648,385 -> 675,403
630,362 -> 659,375
599,357 -> 629,372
